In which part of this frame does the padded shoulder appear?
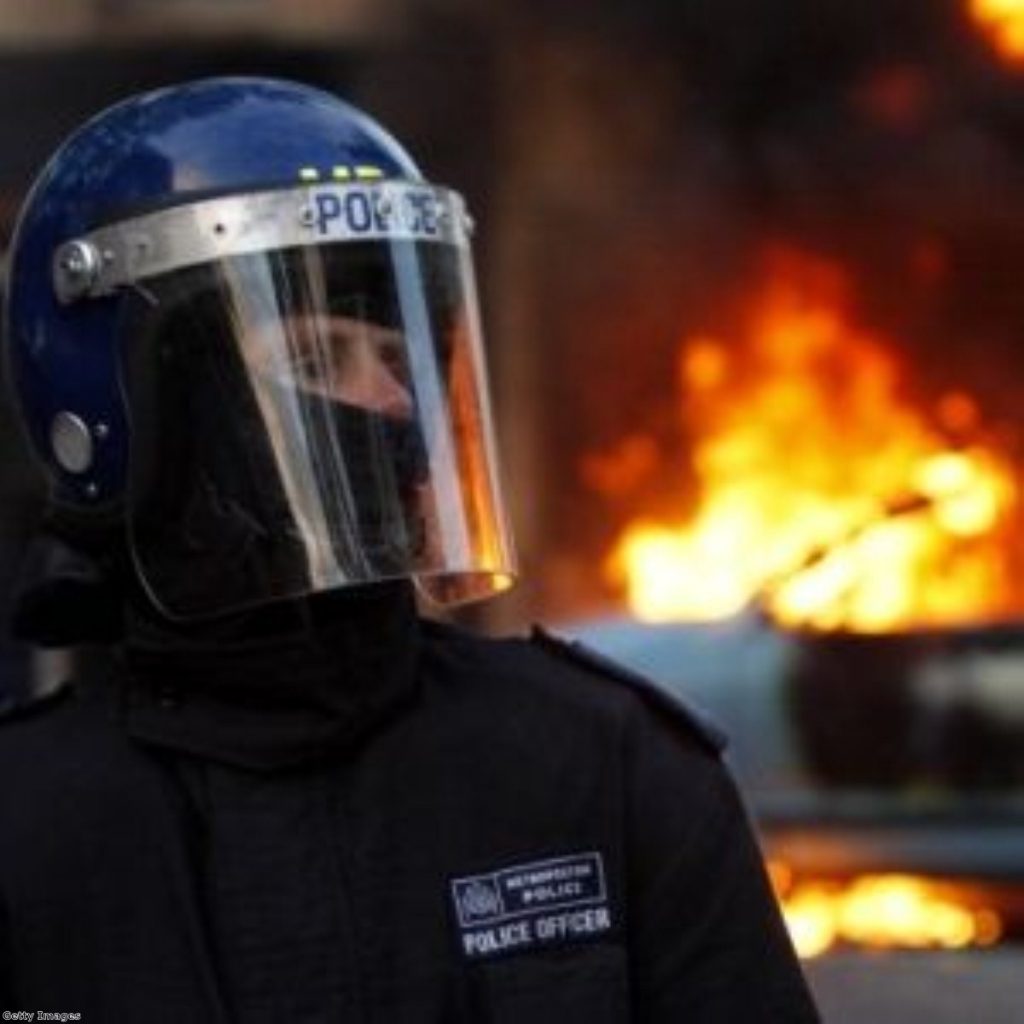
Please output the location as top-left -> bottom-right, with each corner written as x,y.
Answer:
530,626 -> 728,757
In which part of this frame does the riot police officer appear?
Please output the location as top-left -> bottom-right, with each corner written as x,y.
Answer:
0,78 -> 818,1021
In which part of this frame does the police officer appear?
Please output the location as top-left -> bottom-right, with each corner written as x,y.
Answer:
0,78 -> 819,1021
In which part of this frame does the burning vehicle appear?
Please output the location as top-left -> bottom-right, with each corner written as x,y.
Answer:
568,243 -> 1024,952
563,245 -> 1024,1017
501,5 -> 1024,1014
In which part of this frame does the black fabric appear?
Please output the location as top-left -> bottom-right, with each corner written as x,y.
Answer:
10,532 -> 124,648
120,582 -> 420,771
529,625 -> 729,757
0,615 -> 819,1022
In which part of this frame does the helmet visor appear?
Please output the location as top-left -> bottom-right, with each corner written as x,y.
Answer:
119,236 -> 515,619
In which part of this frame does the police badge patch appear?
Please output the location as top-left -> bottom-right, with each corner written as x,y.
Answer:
450,852 -> 613,960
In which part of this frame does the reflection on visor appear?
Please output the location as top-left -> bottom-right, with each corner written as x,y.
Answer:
120,238 -> 516,618
244,314 -> 413,418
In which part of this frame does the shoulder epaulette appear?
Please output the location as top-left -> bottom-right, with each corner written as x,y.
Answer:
530,626 -> 728,757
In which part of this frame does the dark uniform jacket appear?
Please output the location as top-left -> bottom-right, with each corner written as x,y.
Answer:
0,585 -> 818,1022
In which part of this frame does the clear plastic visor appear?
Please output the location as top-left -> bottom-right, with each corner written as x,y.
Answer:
120,237 -> 516,619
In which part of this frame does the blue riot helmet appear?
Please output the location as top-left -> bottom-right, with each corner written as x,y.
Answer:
5,78 -> 516,619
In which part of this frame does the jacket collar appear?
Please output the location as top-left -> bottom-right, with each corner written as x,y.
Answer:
118,582 -> 421,771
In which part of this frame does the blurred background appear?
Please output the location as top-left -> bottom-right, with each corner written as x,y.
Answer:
3,0 -> 1024,1019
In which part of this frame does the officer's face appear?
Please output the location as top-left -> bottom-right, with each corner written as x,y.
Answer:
243,313 -> 413,418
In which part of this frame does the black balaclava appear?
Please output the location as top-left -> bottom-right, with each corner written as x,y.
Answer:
123,278 -> 431,620
12,522 -> 423,771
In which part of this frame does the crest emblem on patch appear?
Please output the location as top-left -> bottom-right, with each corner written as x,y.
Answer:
457,879 -> 503,923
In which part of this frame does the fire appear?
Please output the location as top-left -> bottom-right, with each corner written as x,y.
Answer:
602,249 -> 1021,632
970,0 -> 1024,64
769,865 -> 1004,958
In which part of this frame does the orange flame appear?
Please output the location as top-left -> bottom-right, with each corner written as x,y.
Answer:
602,250 -> 1021,631
769,864 -> 1004,958
970,0 -> 1024,64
